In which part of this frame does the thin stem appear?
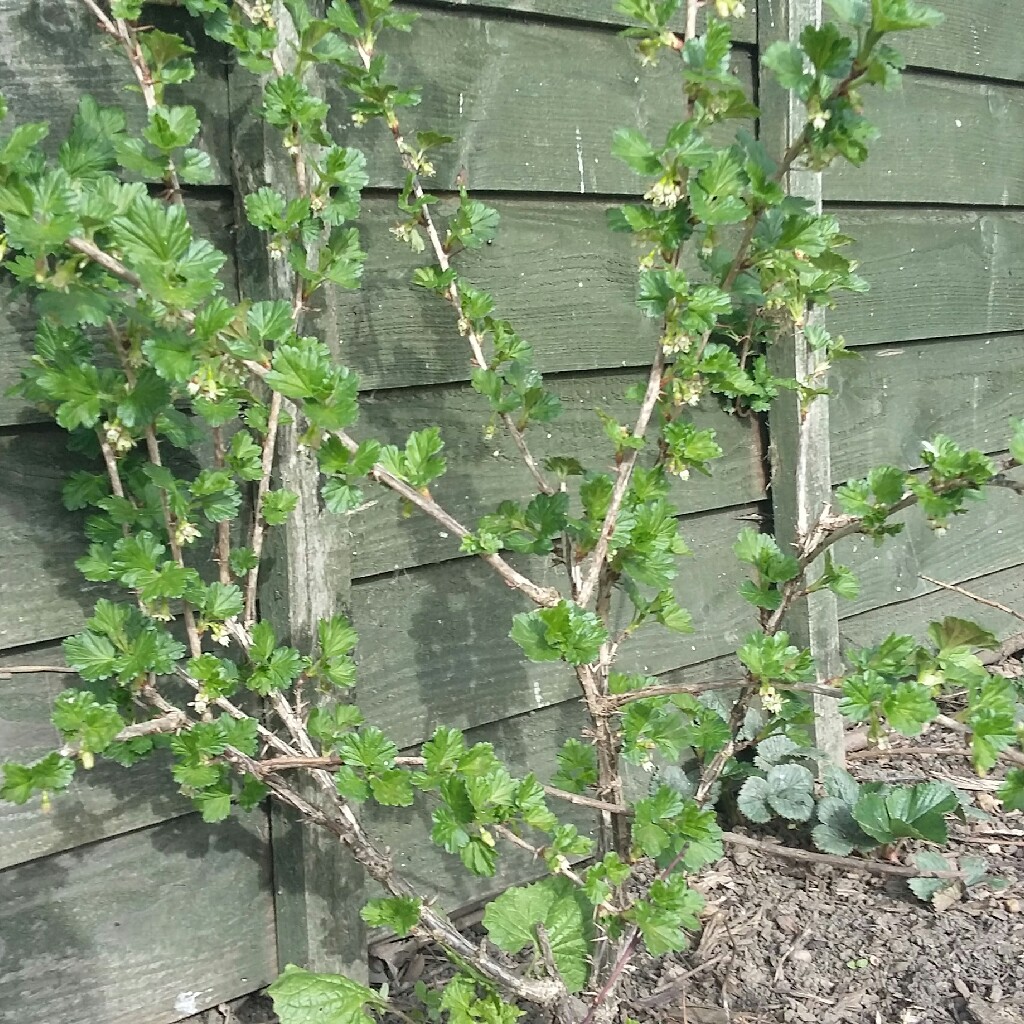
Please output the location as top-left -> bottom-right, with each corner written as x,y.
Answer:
577,350 -> 665,610
606,678 -> 842,708
353,41 -> 553,498
79,0 -> 184,203
244,390 -> 283,626
721,831 -> 966,881
211,426 -> 233,586
919,574 -> 1024,625
0,665 -> 79,677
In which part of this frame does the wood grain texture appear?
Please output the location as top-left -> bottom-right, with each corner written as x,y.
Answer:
0,193 -> 238,427
827,72 -> 1024,205
328,8 -> 755,193
350,504 -> 757,749
831,209 -> 1024,347
760,0 -> 844,761
899,0 -> 1023,82
838,485 -> 1024,621
0,431 -> 108,649
412,0 -> 756,41
0,812 -> 277,1024
0,0 -> 231,182
0,644 -> 191,871
335,196 -> 672,389
351,373 -> 765,578
230,31 -> 369,978
830,332 -> 1024,483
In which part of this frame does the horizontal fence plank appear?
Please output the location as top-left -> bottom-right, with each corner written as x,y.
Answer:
0,432 -> 105,649
352,373 -> 765,577
0,811 -> 277,1024
0,0 -> 231,183
0,413 -> 757,644
350,504 -> 757,748
830,208 -> 1024,347
840,562 -> 1024,648
329,8 -> 754,193
830,332 -> 1023,483
0,193 -> 239,427
900,0 -> 1023,83
336,196 -> 666,389
0,644 -> 191,871
412,0 -> 756,40
826,72 -> 1024,205
838,484 -> 1024,621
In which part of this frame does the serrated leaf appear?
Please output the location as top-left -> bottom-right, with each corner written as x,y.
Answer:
269,964 -> 382,1024
360,897 -> 421,937
482,877 -> 592,992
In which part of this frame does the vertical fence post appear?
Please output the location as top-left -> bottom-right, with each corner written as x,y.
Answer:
229,2 -> 367,979
758,0 -> 846,765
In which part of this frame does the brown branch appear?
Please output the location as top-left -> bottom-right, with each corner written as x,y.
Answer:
722,831 -> 967,881
0,665 -> 80,678
224,744 -> 565,1008
78,0 -> 184,203
577,351 -> 664,611
211,427 -> 232,586
241,360 -> 559,608
606,678 -> 842,708
353,42 -> 553,498
244,390 -> 283,626
919,574 -> 1024,625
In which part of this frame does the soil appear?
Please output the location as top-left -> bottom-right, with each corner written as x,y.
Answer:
187,658 -> 1024,1024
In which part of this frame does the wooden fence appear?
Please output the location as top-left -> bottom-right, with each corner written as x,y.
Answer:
1,1 -> 1021,1021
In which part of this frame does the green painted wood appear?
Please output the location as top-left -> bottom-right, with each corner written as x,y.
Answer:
0,431 -> 106,649
350,504 -> 757,749
838,485 -> 1024,621
413,0 -> 756,41
830,333 -> 1024,483
0,193 -> 239,427
827,72 -> 1024,205
760,0 -> 844,762
840,563 -> 1024,649
229,12 -> 368,979
0,812 -> 277,1024
831,209 -> 1024,348
0,0 -> 231,183
0,644 -> 191,871
899,0 -> 1023,82
328,8 -> 755,193
351,372 -> 765,578
336,196 -> 666,389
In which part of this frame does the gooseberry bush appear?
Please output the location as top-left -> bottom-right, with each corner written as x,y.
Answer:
2,0 -> 1024,1021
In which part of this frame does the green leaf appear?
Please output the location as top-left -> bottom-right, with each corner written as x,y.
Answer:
908,850 -> 954,903
998,769 -> 1024,811
509,602 -> 608,666
928,616 -> 998,654
269,964 -> 382,1024
882,682 -> 937,736
762,41 -> 810,91
483,877 -> 592,993
360,896 -> 421,937
550,738 -> 598,793
853,781 -> 959,846
611,128 -> 661,175
736,775 -> 772,823
262,489 -> 299,526
1,753 -> 76,805
632,876 -> 704,956
764,762 -> 815,821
